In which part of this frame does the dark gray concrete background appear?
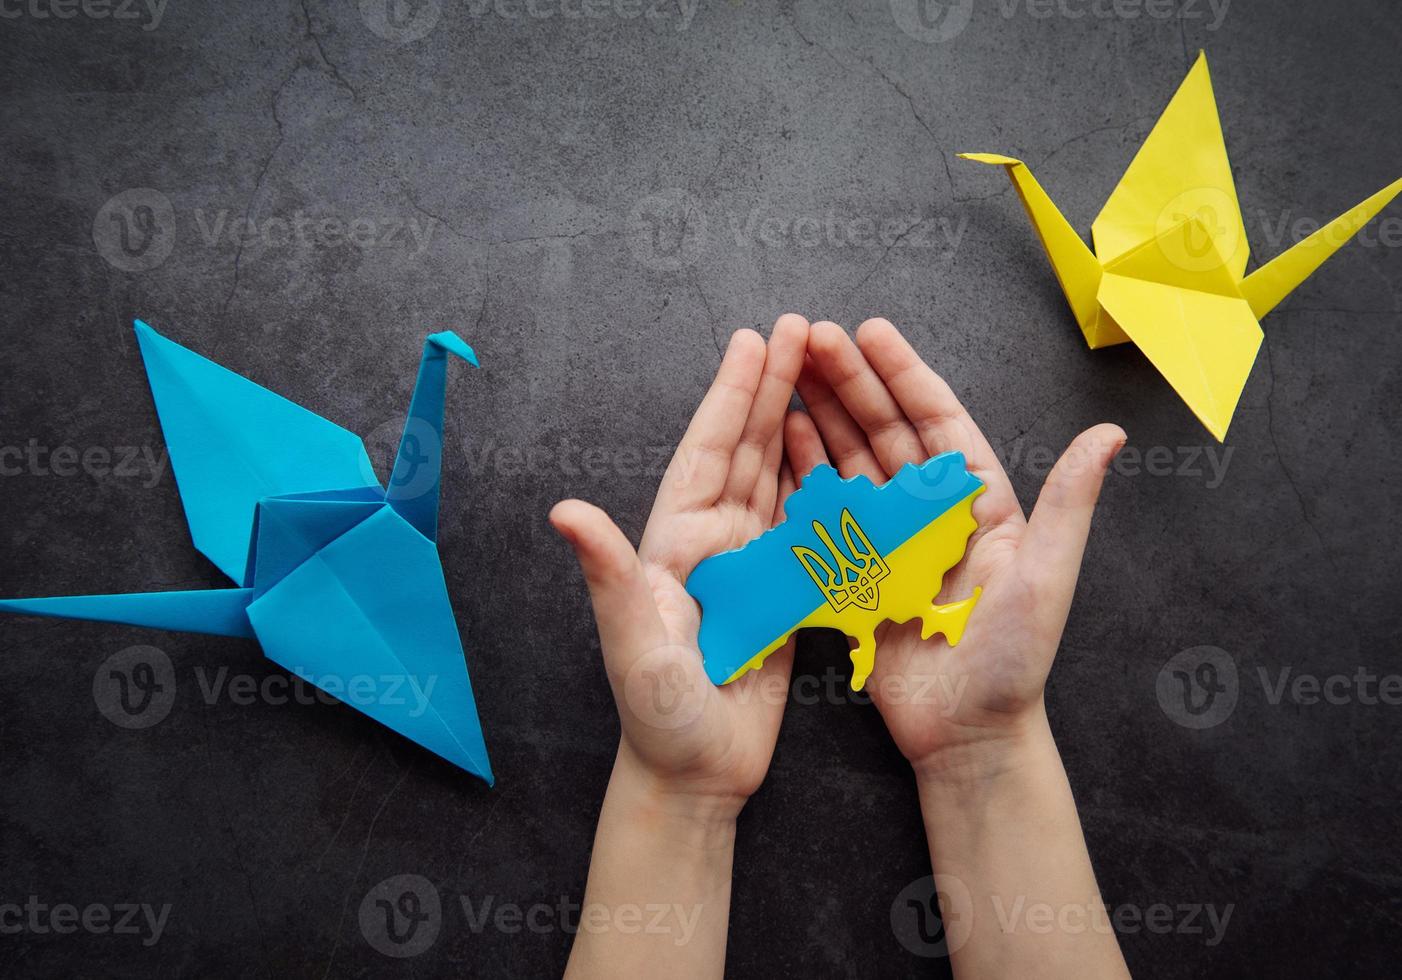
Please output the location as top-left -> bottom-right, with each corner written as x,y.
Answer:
2,0 -> 1399,976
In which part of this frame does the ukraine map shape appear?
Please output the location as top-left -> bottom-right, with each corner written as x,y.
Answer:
687,453 -> 986,691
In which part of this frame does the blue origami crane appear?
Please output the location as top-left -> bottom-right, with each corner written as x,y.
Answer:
0,320 -> 494,784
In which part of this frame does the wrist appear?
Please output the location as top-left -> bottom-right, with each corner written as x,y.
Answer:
910,706 -> 1057,794
605,744 -> 742,851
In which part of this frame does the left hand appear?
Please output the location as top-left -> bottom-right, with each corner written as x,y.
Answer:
783,318 -> 1124,780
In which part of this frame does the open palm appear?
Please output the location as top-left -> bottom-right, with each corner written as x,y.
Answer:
784,319 -> 1124,773
551,315 -> 809,813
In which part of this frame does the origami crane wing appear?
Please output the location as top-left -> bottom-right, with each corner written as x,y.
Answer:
687,454 -> 985,691
135,320 -> 376,583
1241,176 -> 1402,318
1092,52 -> 1249,277
247,505 -> 492,782
0,588 -> 256,637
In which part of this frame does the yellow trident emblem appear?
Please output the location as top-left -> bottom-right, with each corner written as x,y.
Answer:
792,509 -> 891,612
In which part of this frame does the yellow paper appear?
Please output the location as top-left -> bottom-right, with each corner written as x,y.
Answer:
962,52 -> 1402,442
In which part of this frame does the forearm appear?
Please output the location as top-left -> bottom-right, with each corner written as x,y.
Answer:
564,745 -> 738,979
915,707 -> 1130,978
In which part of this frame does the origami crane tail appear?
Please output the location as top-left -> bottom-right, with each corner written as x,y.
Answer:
0,588 -> 256,638
386,331 -> 479,542
1241,176 -> 1402,319
959,153 -> 1104,339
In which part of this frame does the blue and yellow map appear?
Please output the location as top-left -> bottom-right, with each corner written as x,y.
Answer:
687,453 -> 986,690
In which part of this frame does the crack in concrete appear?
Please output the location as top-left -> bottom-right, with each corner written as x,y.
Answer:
1040,114 -> 1157,168
319,760 -> 412,980
785,15 -> 1009,205
1262,333 -> 1340,580
787,16 -> 850,74
221,67 -> 294,321
473,252 -> 492,334
688,265 -> 723,357
315,752 -> 376,871
997,386 -> 1083,448
401,181 -> 610,249
1178,0 -> 1191,67
400,183 -> 476,241
839,217 -> 928,307
300,0 -> 359,100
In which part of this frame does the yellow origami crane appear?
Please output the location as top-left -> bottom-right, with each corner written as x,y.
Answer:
962,52 -> 1402,441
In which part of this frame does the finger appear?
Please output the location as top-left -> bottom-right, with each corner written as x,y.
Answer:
747,426 -> 786,524
855,317 -> 1022,526
1021,424 -> 1126,613
550,499 -> 669,685
723,314 -> 810,504
783,410 -> 830,480
656,329 -> 767,514
774,461 -> 796,525
794,357 -> 884,482
808,320 -> 927,476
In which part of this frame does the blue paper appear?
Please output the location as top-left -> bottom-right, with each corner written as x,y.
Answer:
0,321 -> 493,784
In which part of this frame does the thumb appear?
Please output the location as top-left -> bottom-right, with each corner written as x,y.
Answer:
549,499 -> 669,684
1021,424 -> 1126,609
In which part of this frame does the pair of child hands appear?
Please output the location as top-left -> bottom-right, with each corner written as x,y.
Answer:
552,314 -> 1124,815
551,314 -> 1129,978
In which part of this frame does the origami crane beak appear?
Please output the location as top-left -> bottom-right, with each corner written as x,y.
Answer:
958,152 -> 1111,346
